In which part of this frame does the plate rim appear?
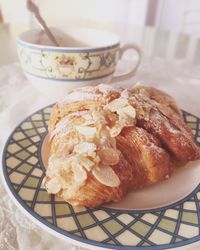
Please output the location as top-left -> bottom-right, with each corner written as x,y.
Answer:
1,105 -> 200,250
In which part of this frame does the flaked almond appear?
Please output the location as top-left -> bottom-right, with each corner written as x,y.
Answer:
92,165 -> 120,187
75,125 -> 96,138
93,154 -> 100,164
95,124 -> 103,139
73,142 -> 96,154
106,112 -> 118,127
92,110 -> 106,124
109,123 -> 123,137
105,97 -> 128,112
57,142 -> 75,156
45,177 -> 61,194
98,148 -> 119,165
80,157 -> 95,171
121,89 -> 130,98
119,114 -> 134,127
117,105 -> 136,118
82,119 -> 94,126
87,151 -> 97,158
72,163 -> 87,184
83,113 -> 93,121
82,113 -> 94,126
99,127 -> 110,143
47,156 -> 64,177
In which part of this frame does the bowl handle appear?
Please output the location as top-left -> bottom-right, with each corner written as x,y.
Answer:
110,43 -> 142,83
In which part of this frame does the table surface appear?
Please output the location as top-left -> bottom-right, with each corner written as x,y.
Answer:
0,23 -> 200,250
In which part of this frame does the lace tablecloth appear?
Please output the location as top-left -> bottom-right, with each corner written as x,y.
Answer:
0,60 -> 200,250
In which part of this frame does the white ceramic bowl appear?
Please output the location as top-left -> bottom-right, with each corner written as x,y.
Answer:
17,27 -> 121,99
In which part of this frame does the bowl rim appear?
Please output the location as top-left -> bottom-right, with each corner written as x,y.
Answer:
17,27 -> 120,52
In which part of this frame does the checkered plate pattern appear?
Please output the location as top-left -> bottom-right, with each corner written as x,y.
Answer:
2,106 -> 200,249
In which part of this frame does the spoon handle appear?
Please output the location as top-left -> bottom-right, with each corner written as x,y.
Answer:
27,0 -> 59,46
35,13 -> 60,46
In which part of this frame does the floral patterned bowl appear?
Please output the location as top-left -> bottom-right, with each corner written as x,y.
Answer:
17,27 -> 141,99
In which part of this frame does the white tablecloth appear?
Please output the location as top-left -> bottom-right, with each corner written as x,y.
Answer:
0,60 -> 200,250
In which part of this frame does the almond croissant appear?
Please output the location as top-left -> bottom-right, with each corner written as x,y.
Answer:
43,84 -> 200,207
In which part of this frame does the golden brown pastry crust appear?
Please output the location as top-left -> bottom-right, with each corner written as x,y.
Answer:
130,86 -> 199,163
44,84 -> 200,208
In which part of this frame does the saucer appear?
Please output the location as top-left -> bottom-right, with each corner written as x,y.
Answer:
2,105 -> 200,249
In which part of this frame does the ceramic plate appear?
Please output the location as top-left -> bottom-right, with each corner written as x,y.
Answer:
2,105 -> 200,250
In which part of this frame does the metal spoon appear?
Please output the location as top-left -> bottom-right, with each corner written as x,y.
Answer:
26,0 -> 59,46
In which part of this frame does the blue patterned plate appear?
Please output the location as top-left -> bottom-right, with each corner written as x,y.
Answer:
2,105 -> 200,250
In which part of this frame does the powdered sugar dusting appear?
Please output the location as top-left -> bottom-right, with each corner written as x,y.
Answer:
50,123 -> 73,139
60,84 -> 121,104
67,110 -> 89,118
51,110 -> 88,138
98,84 -> 121,94
60,91 -> 101,104
164,120 -> 179,134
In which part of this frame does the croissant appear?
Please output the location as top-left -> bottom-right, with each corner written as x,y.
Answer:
43,84 -> 200,208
